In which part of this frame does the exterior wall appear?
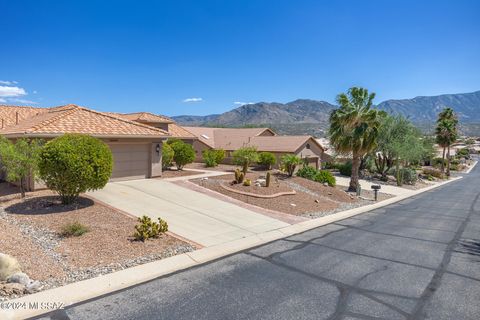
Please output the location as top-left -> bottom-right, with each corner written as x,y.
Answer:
151,142 -> 163,177
259,130 -> 275,136
192,140 -> 212,162
295,139 -> 323,169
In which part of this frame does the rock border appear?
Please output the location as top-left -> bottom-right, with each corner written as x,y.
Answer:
219,182 -> 296,198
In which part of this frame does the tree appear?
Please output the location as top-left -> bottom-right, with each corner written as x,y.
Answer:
258,152 -> 276,170
38,134 -> 113,204
435,107 -> 458,176
170,140 -> 195,170
232,146 -> 259,174
162,143 -> 174,169
329,87 -> 382,191
374,113 -> 396,180
281,154 -> 301,177
202,149 -> 225,167
0,138 -> 43,198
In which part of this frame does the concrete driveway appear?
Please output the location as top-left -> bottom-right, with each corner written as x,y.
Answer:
88,179 -> 289,247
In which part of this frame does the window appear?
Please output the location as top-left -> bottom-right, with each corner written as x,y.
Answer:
306,143 -> 310,149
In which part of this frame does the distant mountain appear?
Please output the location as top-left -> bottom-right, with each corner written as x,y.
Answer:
172,91 -> 480,136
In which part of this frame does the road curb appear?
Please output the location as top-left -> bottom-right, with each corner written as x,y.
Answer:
1,176 -> 462,320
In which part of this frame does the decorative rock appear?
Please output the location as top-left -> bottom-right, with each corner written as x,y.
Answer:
290,203 -> 297,207
323,182 -> 328,187
255,179 -> 267,187
26,280 -> 41,293
6,272 -> 30,286
0,253 -> 22,281
314,199 -> 319,203
0,282 -> 25,296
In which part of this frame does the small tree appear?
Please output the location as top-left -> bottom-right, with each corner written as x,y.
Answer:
281,154 -> 301,177
162,143 -> 174,169
38,134 -> 113,204
258,152 -> 276,170
170,140 -> 195,170
0,138 -> 43,198
232,146 -> 259,174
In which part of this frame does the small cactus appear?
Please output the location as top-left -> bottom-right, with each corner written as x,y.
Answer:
266,171 -> 271,187
234,168 -> 245,184
133,215 -> 168,242
243,178 -> 252,186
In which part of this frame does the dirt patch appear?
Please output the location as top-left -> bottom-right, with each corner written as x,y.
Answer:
159,169 -> 204,179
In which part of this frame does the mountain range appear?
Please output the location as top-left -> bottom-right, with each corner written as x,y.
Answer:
172,90 -> 480,136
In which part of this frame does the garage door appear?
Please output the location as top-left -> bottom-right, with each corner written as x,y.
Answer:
109,144 -> 150,181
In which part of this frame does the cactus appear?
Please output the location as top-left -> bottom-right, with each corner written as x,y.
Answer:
266,171 -> 271,187
243,178 -> 252,186
133,215 -> 168,241
235,168 -> 245,184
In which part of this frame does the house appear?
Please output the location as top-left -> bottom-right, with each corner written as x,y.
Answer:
184,127 -> 324,169
0,104 -> 175,189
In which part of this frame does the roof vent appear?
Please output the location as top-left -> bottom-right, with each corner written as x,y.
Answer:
201,134 -> 210,139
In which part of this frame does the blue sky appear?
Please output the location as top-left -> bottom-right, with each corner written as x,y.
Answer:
1,0 -> 479,116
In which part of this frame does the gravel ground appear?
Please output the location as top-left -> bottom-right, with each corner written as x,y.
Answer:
0,185 -> 195,300
206,173 -> 294,196
159,169 -> 205,179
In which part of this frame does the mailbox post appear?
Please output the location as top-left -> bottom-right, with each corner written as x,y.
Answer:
371,184 -> 381,201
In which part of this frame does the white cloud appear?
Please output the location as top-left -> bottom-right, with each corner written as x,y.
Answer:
0,98 -> 6,103
0,85 -> 26,97
33,90 -> 38,94
234,101 -> 254,106
183,97 -> 203,103
0,80 -> 18,85
7,98 -> 37,105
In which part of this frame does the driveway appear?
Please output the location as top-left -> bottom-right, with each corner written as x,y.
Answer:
63,163 -> 480,319
88,179 -> 289,247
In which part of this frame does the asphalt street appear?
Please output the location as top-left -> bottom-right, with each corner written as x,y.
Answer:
39,163 -> 480,320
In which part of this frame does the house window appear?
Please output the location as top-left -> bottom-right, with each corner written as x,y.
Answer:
306,143 -> 311,149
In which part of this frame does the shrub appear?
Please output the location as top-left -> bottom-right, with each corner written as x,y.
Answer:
243,179 -> 252,186
339,161 -> 352,177
162,143 -> 174,169
202,149 -> 225,167
456,148 -> 470,159
61,222 -> 89,237
423,168 -> 444,179
432,157 -> 447,168
281,154 -> 301,177
133,215 -> 168,242
39,134 -> 113,204
233,147 -> 259,174
314,170 -> 336,187
258,152 -> 276,170
170,140 -> 195,170
296,166 -> 318,180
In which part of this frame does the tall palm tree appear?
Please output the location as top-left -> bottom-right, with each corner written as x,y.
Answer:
329,87 -> 381,192
435,107 -> 458,176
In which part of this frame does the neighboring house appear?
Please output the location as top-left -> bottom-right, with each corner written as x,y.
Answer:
184,127 -> 324,169
0,104 -> 173,189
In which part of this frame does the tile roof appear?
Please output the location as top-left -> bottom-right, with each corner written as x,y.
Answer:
183,127 -> 276,149
167,123 -> 196,139
0,104 -> 170,138
110,112 -> 174,124
0,105 -> 48,129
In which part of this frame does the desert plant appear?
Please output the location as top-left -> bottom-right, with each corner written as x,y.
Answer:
202,149 -> 225,167
258,152 -> 277,170
233,146 -> 259,174
296,166 -> 318,180
314,170 -> 336,187
281,154 -> 301,177
435,107 -> 458,176
0,253 -> 21,281
243,179 -> 252,186
0,137 -> 43,198
234,168 -> 245,184
61,222 -> 90,237
329,87 -> 382,192
339,161 -> 352,177
392,168 -> 418,185
266,171 -> 271,187
133,215 -> 168,242
39,134 -> 113,204
423,168 -> 444,179
170,140 -> 195,170
162,143 -> 175,169
432,157 -> 447,168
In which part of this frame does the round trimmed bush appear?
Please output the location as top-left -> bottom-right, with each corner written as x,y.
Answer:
314,170 -> 336,187
170,140 -> 195,170
162,143 -> 174,169
39,134 -> 113,204
258,152 -> 277,169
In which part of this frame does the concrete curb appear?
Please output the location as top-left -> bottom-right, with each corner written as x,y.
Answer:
464,160 -> 478,174
1,176 -> 462,320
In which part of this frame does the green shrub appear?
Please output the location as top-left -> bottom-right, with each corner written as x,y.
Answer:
170,141 -> 195,170
423,168 -> 444,179
281,154 -> 301,177
296,166 -> 318,180
233,147 -> 259,174
162,143 -> 174,169
339,161 -> 352,177
202,149 -> 225,167
61,222 -> 89,237
432,157 -> 447,168
133,215 -> 168,242
314,170 -> 336,187
39,134 -> 113,204
456,148 -> 470,159
258,152 -> 277,170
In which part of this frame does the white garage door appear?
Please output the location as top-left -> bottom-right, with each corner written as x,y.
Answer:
109,144 -> 150,181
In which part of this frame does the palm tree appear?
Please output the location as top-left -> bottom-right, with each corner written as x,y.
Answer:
329,87 -> 381,192
435,107 -> 458,176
